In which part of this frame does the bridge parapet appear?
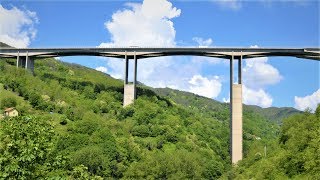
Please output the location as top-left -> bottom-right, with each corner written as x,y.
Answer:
0,47 -> 319,60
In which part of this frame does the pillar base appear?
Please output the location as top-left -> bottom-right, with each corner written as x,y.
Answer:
231,84 -> 243,164
123,84 -> 136,107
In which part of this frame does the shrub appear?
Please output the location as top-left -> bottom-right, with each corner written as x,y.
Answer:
71,146 -> 110,176
0,96 -> 17,108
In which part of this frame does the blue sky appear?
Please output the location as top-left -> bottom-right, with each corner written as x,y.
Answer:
0,0 -> 319,110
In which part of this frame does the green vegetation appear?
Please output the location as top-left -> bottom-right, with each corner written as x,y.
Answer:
0,57 -> 317,179
227,106 -> 320,179
0,116 -> 65,179
245,106 -> 301,124
154,87 -> 300,124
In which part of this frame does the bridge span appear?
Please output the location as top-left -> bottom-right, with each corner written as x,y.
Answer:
1,47 -> 319,164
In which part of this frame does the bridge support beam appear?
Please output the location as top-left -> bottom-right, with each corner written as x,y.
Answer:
16,52 -> 34,73
123,52 -> 137,107
230,55 -> 243,164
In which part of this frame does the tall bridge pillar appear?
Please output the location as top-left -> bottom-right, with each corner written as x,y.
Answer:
123,52 -> 137,107
230,54 -> 243,164
16,52 -> 34,73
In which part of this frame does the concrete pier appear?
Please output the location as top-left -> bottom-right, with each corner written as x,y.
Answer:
231,84 -> 243,164
123,84 -> 136,106
230,55 -> 243,164
123,52 -> 137,107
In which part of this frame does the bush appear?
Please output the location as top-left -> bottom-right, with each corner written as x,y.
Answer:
116,106 -> 134,120
131,125 -> 150,137
71,146 -> 110,176
0,96 -> 17,108
73,119 -> 100,135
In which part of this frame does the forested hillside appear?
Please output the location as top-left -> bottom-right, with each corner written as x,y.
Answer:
154,88 -> 300,124
0,57 -> 316,179
226,106 -> 320,179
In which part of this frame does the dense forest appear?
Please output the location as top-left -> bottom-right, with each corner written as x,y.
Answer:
0,55 -> 318,179
228,107 -> 320,179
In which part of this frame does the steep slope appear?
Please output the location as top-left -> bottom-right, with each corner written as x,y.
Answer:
155,87 -> 300,124
0,57 -> 279,179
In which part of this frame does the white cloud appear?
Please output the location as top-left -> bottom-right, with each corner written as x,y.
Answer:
250,45 -> 259,48
99,0 -> 179,83
100,0 -> 223,99
222,85 -> 273,108
241,57 -> 280,107
95,66 -> 108,73
243,85 -> 273,108
213,0 -> 310,10
215,0 -> 242,10
0,5 -> 38,48
192,37 -> 213,47
188,75 -> 222,99
243,57 -> 282,89
294,89 -> 320,112
239,45 -> 281,107
244,45 -> 282,89
99,0 -> 180,47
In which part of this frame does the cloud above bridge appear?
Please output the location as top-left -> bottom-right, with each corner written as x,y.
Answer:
294,89 -> 320,112
98,0 -> 283,105
98,0 -> 223,99
99,0 -> 180,47
0,5 -> 38,48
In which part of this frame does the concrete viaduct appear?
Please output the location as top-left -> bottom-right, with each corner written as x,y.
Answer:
1,47 -> 319,164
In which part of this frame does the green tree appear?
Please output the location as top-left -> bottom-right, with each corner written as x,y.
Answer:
0,116 -> 66,179
231,105 -> 320,179
70,165 -> 103,180
71,146 -> 110,176
0,96 -> 17,108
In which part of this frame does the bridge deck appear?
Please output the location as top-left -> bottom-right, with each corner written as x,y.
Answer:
0,47 -> 319,60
